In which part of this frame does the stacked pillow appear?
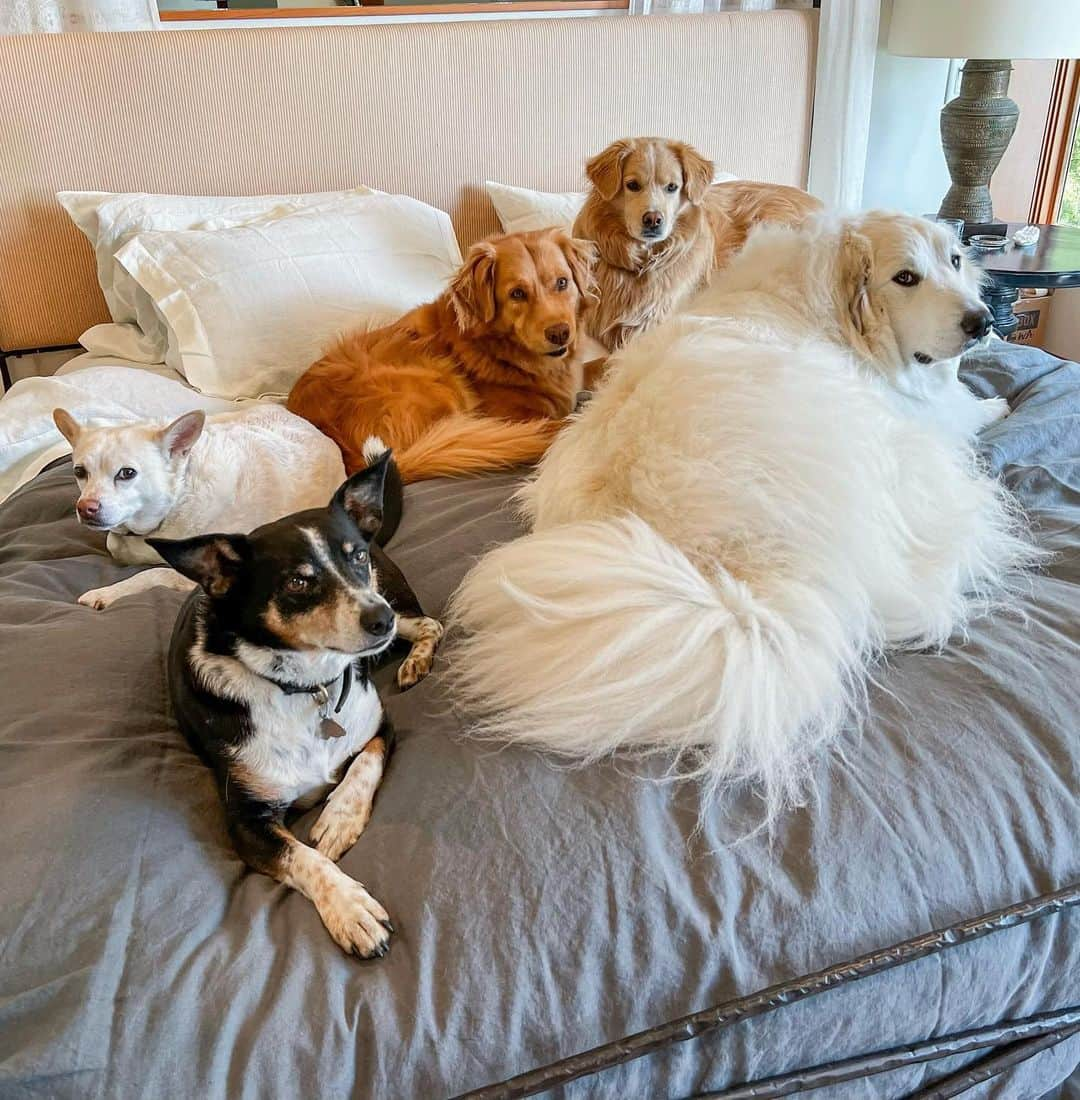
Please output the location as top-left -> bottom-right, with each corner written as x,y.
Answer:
60,188 -> 463,400
61,171 -> 740,401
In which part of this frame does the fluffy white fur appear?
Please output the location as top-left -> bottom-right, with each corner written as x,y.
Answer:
54,403 -> 346,608
448,212 -> 1043,817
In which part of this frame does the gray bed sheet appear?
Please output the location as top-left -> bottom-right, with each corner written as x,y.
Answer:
0,339 -> 1077,1100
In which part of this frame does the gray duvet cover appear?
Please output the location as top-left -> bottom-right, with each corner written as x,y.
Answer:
0,339 -> 1077,1100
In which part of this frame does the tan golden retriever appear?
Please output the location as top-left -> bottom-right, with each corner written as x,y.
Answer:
574,136 -> 823,350
287,229 -> 597,482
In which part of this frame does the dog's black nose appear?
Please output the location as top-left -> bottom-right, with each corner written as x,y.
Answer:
961,309 -> 992,339
642,210 -> 664,232
363,606 -> 394,637
545,323 -> 570,347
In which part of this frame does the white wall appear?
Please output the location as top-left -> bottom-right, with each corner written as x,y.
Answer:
862,0 -> 952,214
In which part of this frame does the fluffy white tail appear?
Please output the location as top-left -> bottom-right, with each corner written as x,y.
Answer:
448,515 -> 872,816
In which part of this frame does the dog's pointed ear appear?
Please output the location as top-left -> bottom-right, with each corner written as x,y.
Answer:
560,235 -> 599,302
148,533 -> 249,598
449,241 -> 498,331
157,410 -> 206,459
53,408 -> 82,446
586,139 -> 635,201
673,141 -> 714,204
332,451 -> 389,540
837,227 -> 878,348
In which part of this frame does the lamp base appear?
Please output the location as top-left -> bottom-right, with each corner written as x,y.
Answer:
938,59 -> 1018,225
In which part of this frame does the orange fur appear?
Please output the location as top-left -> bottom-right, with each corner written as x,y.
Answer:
287,229 -> 598,483
573,136 -> 822,350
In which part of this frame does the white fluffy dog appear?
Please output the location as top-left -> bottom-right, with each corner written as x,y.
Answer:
448,212 -> 1042,817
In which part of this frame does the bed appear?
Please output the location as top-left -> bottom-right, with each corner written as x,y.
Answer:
1,14 -> 1078,1100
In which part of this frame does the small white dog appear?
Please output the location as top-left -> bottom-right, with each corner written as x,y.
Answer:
448,212 -> 1041,818
53,404 -> 346,609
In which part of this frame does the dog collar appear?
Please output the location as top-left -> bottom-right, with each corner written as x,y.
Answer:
268,663 -> 353,714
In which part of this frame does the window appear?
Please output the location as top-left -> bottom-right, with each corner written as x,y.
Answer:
1058,117 -> 1080,227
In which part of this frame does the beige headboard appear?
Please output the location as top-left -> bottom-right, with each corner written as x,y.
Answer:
0,11 -> 817,350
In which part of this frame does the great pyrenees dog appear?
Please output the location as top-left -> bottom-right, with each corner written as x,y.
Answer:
448,212 -> 1042,818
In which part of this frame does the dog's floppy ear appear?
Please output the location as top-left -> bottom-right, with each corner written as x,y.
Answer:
837,227 -> 878,348
449,241 -> 498,331
157,410 -> 206,459
560,235 -> 599,302
148,533 -> 249,599
332,451 -> 389,540
53,408 -> 82,446
672,141 -> 714,205
586,139 -> 635,201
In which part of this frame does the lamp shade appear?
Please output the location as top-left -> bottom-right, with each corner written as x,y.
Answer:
888,0 -> 1080,60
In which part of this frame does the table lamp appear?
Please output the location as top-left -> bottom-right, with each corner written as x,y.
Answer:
888,0 -> 1080,228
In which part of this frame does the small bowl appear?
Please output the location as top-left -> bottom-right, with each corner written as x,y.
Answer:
968,234 -> 1009,252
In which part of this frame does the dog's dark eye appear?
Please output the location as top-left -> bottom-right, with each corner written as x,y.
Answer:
116,467 -> 137,481
892,270 -> 921,288
665,183 -> 679,193
351,547 -> 368,565
285,574 -> 312,594
625,180 -> 641,193
72,465 -> 87,480
509,288 -> 527,301
555,277 -> 569,291
951,254 -> 962,271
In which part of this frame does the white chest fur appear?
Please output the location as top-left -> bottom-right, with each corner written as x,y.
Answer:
233,677 -> 383,809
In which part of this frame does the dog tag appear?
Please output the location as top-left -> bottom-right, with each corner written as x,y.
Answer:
319,717 -> 347,740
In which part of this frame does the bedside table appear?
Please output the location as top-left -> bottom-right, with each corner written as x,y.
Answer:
976,223 -> 1080,339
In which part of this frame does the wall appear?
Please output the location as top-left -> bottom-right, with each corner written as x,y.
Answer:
990,59 -> 1057,221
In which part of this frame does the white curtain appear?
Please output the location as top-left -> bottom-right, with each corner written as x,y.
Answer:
806,0 -> 880,209
0,0 -> 158,33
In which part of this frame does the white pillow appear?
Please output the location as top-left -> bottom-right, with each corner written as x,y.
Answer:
58,187 -> 375,362
115,193 -> 463,401
485,181 -> 589,235
486,173 -> 742,235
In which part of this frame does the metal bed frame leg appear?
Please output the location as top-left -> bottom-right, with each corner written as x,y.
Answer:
906,1025 -> 1080,1100
453,884 -> 1080,1100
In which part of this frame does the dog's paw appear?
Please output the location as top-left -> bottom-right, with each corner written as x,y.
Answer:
397,651 -> 432,690
396,618 -> 444,689
310,802 -> 371,862
77,586 -> 118,610
316,875 -> 393,959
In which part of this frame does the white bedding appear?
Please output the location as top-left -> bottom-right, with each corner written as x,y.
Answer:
0,357 -> 244,503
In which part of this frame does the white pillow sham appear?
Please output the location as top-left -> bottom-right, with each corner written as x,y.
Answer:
115,193 -> 463,401
58,187 -> 374,363
486,172 -> 741,235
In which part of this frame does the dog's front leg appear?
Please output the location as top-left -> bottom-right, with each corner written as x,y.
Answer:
370,545 -> 444,688
309,730 -> 391,861
231,812 -> 392,958
79,568 -> 196,610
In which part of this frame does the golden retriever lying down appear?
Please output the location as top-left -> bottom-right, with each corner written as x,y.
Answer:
574,135 -> 822,350
287,229 -> 596,482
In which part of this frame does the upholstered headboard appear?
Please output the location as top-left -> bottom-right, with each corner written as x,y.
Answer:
0,11 -> 817,350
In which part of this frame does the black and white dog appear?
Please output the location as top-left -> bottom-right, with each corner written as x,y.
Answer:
151,452 -> 438,957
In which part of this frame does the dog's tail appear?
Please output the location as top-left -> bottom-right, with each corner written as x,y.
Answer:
448,515 -> 866,818
391,414 -> 560,484
360,435 -> 403,547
